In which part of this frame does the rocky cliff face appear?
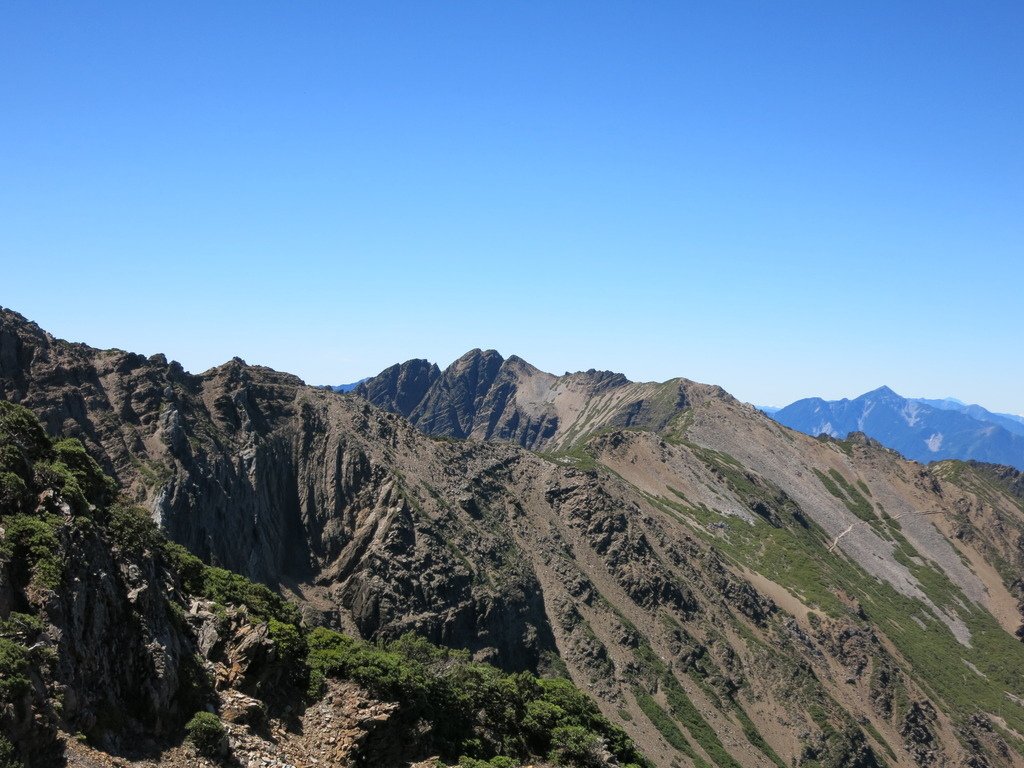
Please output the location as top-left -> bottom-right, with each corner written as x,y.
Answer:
0,311 -> 555,673
5,307 -> 1024,768
0,398 -> 295,764
353,358 -> 440,416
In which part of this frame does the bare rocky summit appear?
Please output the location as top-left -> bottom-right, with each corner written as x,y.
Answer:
5,307 -> 1024,768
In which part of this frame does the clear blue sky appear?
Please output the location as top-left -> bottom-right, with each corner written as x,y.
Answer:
2,2 -> 1022,413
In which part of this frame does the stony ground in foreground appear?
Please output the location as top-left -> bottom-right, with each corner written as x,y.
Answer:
62,681 -> 396,768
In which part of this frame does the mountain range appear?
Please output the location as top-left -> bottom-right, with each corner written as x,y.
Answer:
4,308 -> 1024,767
913,398 -> 1024,437
330,380 -> 367,394
768,387 -> 1024,470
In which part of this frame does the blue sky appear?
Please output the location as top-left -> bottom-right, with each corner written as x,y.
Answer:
2,2 -> 1022,413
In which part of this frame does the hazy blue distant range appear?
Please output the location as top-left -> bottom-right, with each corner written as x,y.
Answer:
766,386 -> 1024,470
330,379 -> 367,393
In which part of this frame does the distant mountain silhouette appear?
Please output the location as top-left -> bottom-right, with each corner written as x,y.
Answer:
770,386 -> 1024,469
911,397 -> 1024,437
329,378 -> 368,393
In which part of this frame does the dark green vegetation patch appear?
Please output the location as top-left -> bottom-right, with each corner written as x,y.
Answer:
306,628 -> 649,767
184,711 -> 226,758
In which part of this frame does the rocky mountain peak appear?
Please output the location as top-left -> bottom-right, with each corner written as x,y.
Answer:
354,358 -> 440,414
353,352 -> 711,450
564,368 -> 631,391
452,347 -> 503,365
864,384 -> 900,399
443,347 -> 503,390
501,353 -> 540,373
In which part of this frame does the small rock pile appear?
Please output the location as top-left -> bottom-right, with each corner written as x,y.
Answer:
224,680 -> 397,767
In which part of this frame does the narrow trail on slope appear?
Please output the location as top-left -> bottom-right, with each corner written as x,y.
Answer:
827,509 -> 946,554
828,525 -> 854,553
892,510 -> 946,521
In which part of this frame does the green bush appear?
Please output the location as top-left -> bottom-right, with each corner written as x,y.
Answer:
304,627 -> 649,767
164,542 -> 300,625
523,697 -> 563,734
0,410 -> 116,516
306,626 -> 431,703
305,625 -> 356,698
185,711 -> 226,757
549,725 -> 605,767
0,733 -> 21,768
458,757 -> 516,768
106,503 -> 163,552
0,613 -> 43,643
0,409 -> 40,514
0,402 -> 52,463
3,514 -> 63,589
268,619 -> 304,662
535,678 -> 601,726
0,638 -> 31,704
32,460 -> 87,513
198,564 -> 302,625
163,541 -> 205,584
0,470 -> 29,512
51,438 -> 116,508
267,618 -> 308,689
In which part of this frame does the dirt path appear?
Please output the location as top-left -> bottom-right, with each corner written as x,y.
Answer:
828,524 -> 854,553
